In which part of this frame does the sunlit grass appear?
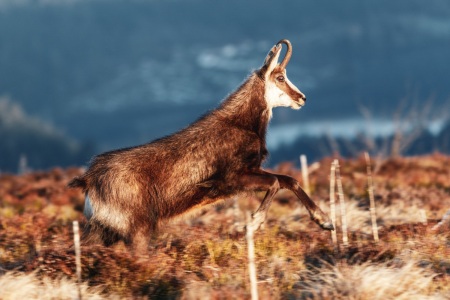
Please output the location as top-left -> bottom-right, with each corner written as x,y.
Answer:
0,272 -> 110,300
0,155 -> 450,298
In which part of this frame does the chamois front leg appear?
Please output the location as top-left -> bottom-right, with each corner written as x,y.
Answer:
263,171 -> 334,230
238,173 -> 280,231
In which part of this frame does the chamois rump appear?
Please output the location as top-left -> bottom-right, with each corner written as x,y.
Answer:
68,39 -> 334,253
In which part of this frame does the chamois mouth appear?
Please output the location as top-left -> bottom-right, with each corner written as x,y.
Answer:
292,98 -> 306,109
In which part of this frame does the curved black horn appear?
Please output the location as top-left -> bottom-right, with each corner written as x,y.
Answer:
277,39 -> 292,69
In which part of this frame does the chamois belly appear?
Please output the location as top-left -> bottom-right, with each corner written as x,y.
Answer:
85,178 -> 144,235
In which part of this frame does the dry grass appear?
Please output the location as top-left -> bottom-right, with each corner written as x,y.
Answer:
0,154 -> 450,298
0,272 -> 111,300
300,260 -> 445,300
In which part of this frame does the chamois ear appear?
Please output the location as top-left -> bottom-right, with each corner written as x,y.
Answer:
261,43 -> 282,77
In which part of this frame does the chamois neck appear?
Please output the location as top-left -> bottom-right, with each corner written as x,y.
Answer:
214,73 -> 270,138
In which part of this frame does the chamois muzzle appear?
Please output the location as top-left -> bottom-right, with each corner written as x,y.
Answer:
277,39 -> 292,69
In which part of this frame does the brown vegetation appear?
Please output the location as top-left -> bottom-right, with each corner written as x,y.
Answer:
1,154 -> 450,299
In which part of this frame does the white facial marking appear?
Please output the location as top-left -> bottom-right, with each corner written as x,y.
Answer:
285,77 -> 302,96
265,80 -> 294,110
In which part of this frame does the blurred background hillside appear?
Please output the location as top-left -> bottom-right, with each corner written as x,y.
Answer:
1,0 -> 450,172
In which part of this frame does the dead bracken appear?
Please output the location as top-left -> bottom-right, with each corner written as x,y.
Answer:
0,154 -> 450,299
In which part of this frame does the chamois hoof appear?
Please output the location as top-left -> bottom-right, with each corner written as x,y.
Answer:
320,221 -> 334,231
310,211 -> 334,231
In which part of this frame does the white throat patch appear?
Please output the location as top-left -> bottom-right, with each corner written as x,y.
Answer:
265,80 -> 297,118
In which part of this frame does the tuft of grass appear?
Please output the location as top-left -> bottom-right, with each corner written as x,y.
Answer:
298,260 -> 448,300
0,271 -> 111,300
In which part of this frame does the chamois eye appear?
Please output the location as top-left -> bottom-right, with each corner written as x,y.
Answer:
276,75 -> 285,82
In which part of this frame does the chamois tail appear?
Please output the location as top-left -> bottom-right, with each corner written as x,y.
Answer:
67,176 -> 87,190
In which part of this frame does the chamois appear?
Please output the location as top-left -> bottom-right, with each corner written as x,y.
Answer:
68,39 -> 334,254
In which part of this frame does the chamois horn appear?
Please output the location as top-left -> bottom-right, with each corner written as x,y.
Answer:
277,39 -> 292,69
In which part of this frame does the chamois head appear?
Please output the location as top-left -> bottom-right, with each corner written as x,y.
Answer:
260,39 -> 306,111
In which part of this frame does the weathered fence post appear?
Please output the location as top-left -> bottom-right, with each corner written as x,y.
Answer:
335,160 -> 349,247
246,212 -> 258,300
364,152 -> 379,243
73,221 -> 82,300
329,160 -> 338,251
300,155 -> 311,196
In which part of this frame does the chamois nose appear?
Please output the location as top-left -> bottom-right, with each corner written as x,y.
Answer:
299,93 -> 306,103
300,93 -> 306,101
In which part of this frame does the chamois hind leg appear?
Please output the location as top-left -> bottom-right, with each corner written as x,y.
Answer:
238,173 -> 280,231
265,172 -> 334,230
128,223 -> 156,256
129,231 -> 149,256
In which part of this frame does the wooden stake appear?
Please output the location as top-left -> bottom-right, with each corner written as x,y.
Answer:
233,197 -> 240,228
364,152 -> 379,243
420,209 -> 427,226
335,160 -> 349,247
432,209 -> 450,231
246,212 -> 258,300
300,155 -> 311,196
329,160 -> 338,251
73,221 -> 82,300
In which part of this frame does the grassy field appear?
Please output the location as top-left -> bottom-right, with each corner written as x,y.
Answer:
0,154 -> 449,299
